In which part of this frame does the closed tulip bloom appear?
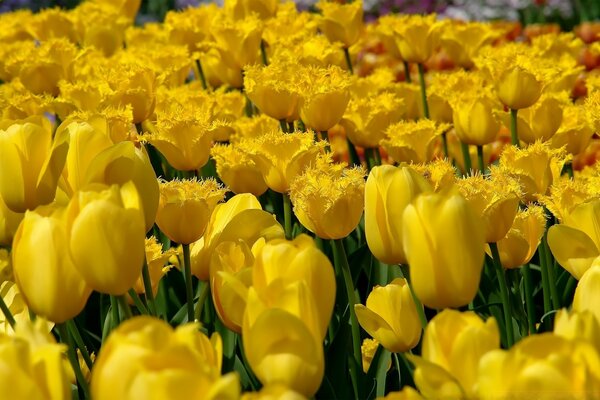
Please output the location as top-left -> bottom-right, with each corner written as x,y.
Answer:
0,118 -> 69,213
440,21 -> 499,69
410,310 -> 500,399
225,0 -> 279,20
91,316 -> 240,400
164,5 -> 217,54
298,65 -> 352,132
551,103 -> 595,156
495,141 -> 569,202
316,0 -> 363,48
456,174 -> 521,243
478,334 -> 600,399
156,178 -> 227,245
428,70 -> 487,123
451,92 -> 502,146
403,189 -> 486,309
244,62 -> 301,122
381,120 -> 448,164
379,14 -> 444,64
554,309 -> 600,353
191,194 -> 284,280
241,130 -> 326,193
290,161 -> 365,240
355,278 -> 422,353
13,205 -> 91,323
212,144 -> 268,196
67,182 -> 146,295
548,200 -> 600,279
212,13 -> 263,70
340,92 -> 404,149
365,165 -> 432,265
210,239 -> 254,333
574,265 -> 600,323
107,60 -> 157,123
495,205 -> 546,269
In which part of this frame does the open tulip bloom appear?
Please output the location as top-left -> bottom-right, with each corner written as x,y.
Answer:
1,1 -> 600,399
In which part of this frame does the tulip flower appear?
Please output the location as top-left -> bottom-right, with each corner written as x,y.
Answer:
67,182 -> 146,295
550,103 -> 595,156
381,120 -> 448,164
72,2 -> 131,57
225,0 -> 279,20
478,334 -> 600,398
13,205 -> 92,323
381,387 -> 424,400
554,309 -> 600,353
130,237 -> 176,299
91,316 -> 240,400
365,165 -> 432,265
451,91 -> 502,146
316,0 -> 364,48
355,278 -> 422,353
0,117 -> 69,213
340,92 -> 404,149
495,205 -> 546,269
573,265 -> 600,323
164,5 -> 217,54
409,310 -> 500,398
191,193 -> 284,280
156,178 -> 227,245
440,21 -> 499,69
403,189 -> 486,309
290,160 -> 365,240
411,159 -> 457,192
106,59 -> 157,123
211,144 -> 268,196
0,194 -> 23,246
212,13 -> 263,71
0,282 -> 43,334
361,338 -> 380,373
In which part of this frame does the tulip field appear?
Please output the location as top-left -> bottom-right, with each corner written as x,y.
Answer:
2,0 -> 600,398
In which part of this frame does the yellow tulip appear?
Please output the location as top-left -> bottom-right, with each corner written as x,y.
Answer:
298,65 -> 351,132
0,282 -> 38,334
340,92 -> 404,149
451,92 -> 502,146
242,384 -> 306,400
202,48 -> 244,89
386,82 -> 422,120
551,103 -> 595,156
456,174 -> 521,243
573,265 -> 600,324
316,0 -> 364,48
212,13 -> 263,70
495,141 -> 569,202
0,326 -> 70,400
403,189 -> 486,309
241,129 -> 326,193
290,161 -> 365,240
0,249 -> 11,284
91,316 -> 239,400
411,159 -> 457,192
107,59 -> 157,124
554,309 -> 600,353
381,387 -> 424,400
191,193 -> 284,280
212,144 -> 268,196
410,310 -> 499,398
428,70 -> 487,123
251,234 -> 336,341
164,5 -> 217,54
541,175 -> 600,225
478,333 -> 600,399
365,165 -> 432,265
440,21 -> 499,69
130,236 -> 176,298
0,193 -> 23,246
12,205 -> 91,323
381,120 -> 448,164
548,200 -> 600,280
67,182 -> 146,295
210,239 -> 254,333
494,205 -> 546,269
361,338 -> 380,373
27,8 -> 77,42
244,62 -> 301,122
225,0 -> 279,20
73,2 -> 131,57
355,278 -> 422,353
156,178 -> 227,245
0,117 -> 69,212
97,0 -> 141,20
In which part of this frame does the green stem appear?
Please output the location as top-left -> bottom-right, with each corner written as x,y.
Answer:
260,39 -> 268,65
0,296 -> 15,329
562,275 -> 578,306
365,148 -> 377,170
344,47 -> 354,74
393,352 -> 402,388
347,138 -> 361,166
116,295 -> 132,320
67,320 -> 94,371
182,243 -> 195,323
521,264 -> 536,335
399,265 -> 427,329
283,193 -> 293,240
565,162 -> 574,179
417,63 -> 430,119
110,296 -> 120,328
460,142 -> 472,175
543,237 -> 561,311
403,61 -> 411,83
195,59 -> 208,90
279,119 -> 288,133
538,241 -> 553,320
441,132 -> 449,159
477,145 -> 485,174
127,289 -> 148,315
510,109 -> 519,147
194,281 -> 210,323
332,239 -> 362,373
288,121 -> 295,132
58,323 -> 91,399
321,130 -> 331,153
490,242 -> 514,347
141,260 -> 157,316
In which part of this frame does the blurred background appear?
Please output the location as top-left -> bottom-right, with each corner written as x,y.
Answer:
0,0 -> 598,28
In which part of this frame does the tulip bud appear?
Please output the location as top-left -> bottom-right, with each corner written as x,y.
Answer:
67,182 -> 146,295
0,117 -> 69,213
211,144 -> 268,196
355,278 -> 422,353
403,189 -> 486,309
495,205 -> 546,269
505,92 -> 568,144
452,93 -> 502,146
378,14 -> 444,64
316,0 -> 364,48
13,205 -> 92,323
91,316 -> 240,400
365,165 -> 432,265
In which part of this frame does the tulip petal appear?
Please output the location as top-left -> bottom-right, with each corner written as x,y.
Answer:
548,224 -> 599,280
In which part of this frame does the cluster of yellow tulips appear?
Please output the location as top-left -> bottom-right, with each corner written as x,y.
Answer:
1,0 -> 600,398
